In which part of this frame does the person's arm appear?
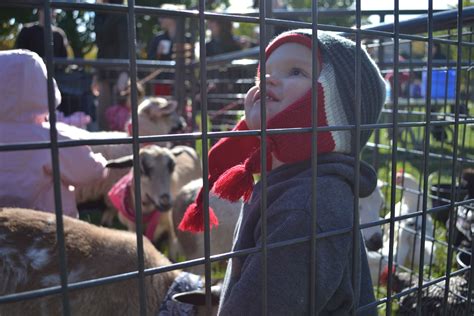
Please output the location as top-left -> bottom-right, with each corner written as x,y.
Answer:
55,146 -> 108,186
42,127 -> 107,187
219,209 -> 353,316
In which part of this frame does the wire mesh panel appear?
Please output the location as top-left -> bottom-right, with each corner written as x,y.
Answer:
0,1 -> 473,316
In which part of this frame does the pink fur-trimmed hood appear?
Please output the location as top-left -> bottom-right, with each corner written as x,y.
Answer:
0,49 -> 61,123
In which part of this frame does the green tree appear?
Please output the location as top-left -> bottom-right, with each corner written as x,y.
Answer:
56,10 -> 95,58
289,0 -> 357,27
0,8 -> 35,50
0,8 -> 95,58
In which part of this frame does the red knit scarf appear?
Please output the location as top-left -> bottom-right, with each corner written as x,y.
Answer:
179,33 -> 336,233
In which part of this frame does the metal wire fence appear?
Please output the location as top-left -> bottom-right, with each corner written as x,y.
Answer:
0,0 -> 473,315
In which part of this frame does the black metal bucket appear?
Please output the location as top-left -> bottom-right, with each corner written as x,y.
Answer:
430,184 -> 468,224
456,251 -> 472,284
456,251 -> 471,270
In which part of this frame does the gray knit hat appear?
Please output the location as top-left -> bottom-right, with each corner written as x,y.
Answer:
265,29 -> 386,153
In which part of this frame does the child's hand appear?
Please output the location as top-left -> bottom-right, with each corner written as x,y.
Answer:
91,75 -> 100,97
243,85 -> 260,130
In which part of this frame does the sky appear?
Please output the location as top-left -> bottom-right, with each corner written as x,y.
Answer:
358,0 -> 459,10
228,0 -> 461,23
357,0 -> 460,23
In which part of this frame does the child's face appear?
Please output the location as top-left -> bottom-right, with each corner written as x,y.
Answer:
244,43 -> 316,130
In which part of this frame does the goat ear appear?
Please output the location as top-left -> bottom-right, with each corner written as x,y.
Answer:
106,155 -> 134,169
161,100 -> 178,115
171,147 -> 186,157
147,98 -> 177,119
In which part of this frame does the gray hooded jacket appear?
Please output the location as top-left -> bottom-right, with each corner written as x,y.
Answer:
218,153 -> 377,315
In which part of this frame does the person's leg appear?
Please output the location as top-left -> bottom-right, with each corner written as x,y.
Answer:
97,78 -> 113,130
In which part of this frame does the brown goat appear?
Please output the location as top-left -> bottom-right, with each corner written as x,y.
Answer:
106,145 -> 202,243
0,207 -> 218,316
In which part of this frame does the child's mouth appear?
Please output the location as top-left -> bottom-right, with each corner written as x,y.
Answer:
254,90 -> 279,103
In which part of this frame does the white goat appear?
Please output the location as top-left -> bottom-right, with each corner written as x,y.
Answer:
170,179 -> 242,273
0,207 -> 219,316
106,145 -> 202,243
366,247 -> 387,286
368,172 -> 436,286
73,97 -> 185,225
367,172 -> 436,285
359,180 -> 385,251
382,172 -> 436,269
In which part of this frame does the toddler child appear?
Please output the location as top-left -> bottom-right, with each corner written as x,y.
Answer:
105,72 -> 145,132
179,29 -> 386,315
0,50 -> 108,218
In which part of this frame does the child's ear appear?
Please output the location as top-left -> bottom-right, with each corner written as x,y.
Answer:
160,100 -> 178,115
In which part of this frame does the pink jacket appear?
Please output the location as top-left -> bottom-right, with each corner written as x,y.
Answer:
0,50 -> 107,217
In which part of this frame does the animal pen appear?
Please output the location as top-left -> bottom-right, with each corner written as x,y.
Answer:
0,0 -> 473,315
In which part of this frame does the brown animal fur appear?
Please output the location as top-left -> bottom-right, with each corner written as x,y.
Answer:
0,207 -> 179,316
170,179 -> 241,274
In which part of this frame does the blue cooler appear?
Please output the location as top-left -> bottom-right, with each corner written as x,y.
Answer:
421,69 -> 456,99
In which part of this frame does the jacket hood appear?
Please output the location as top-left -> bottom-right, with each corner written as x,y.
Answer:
0,49 -> 61,123
316,153 -> 378,198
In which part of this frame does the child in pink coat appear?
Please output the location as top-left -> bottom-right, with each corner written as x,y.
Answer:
0,50 -> 108,218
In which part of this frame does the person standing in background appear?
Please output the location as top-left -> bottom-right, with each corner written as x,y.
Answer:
92,0 -> 129,130
147,15 -> 176,62
206,19 -> 242,57
15,8 -> 83,119
15,8 -> 69,61
146,5 -> 181,97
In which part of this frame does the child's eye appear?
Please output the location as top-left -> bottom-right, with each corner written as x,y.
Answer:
289,68 -> 306,77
